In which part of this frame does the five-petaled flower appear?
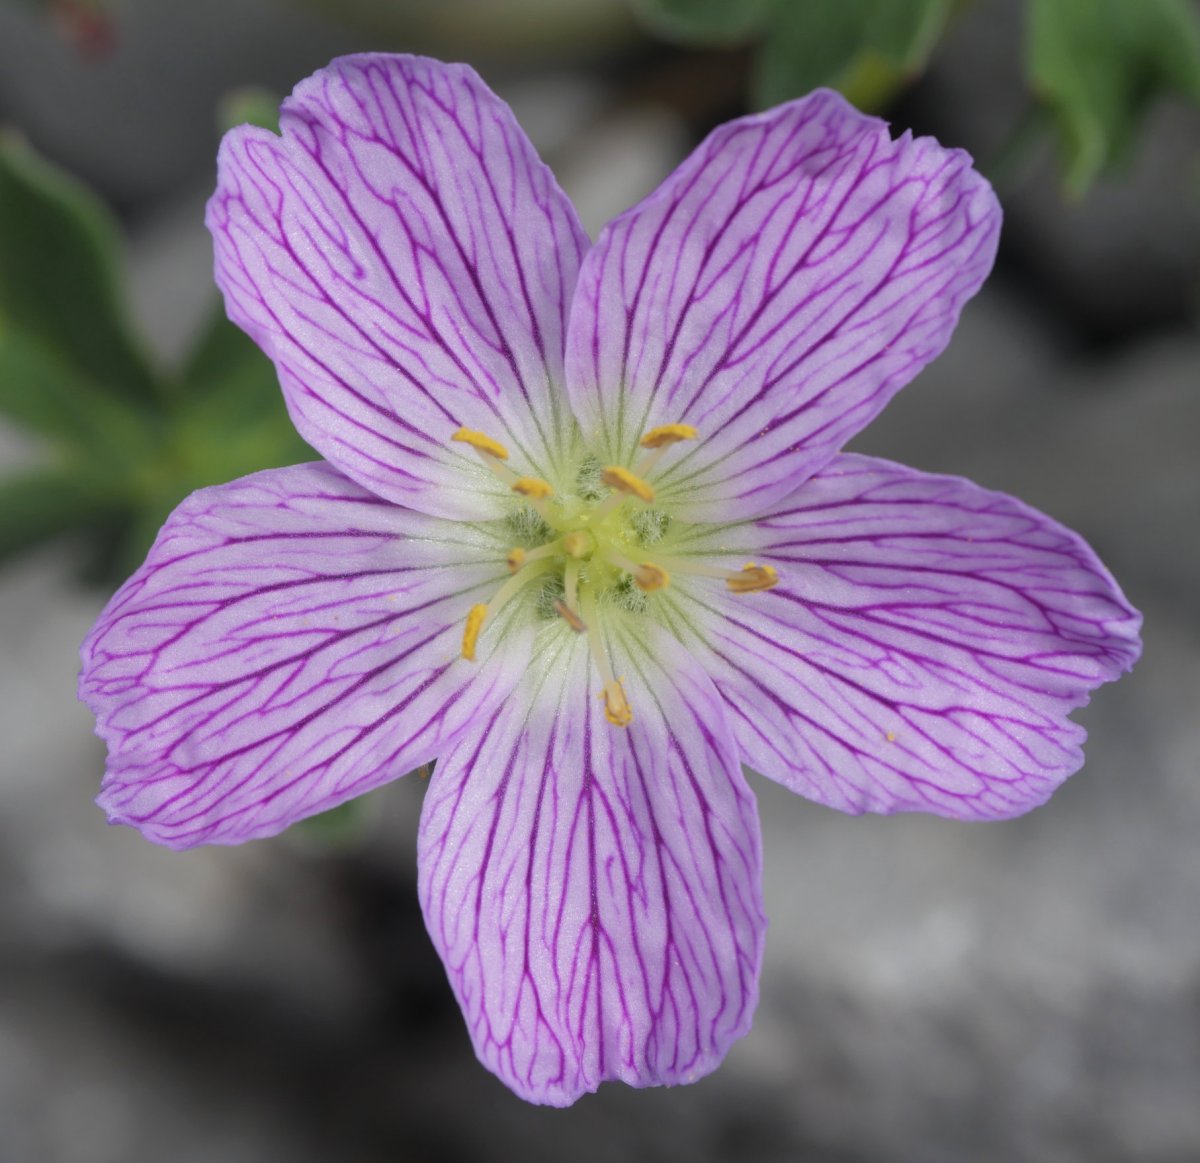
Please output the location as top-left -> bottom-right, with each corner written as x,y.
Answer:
79,54 -> 1141,1106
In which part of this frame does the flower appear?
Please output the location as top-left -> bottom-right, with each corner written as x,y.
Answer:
79,54 -> 1142,1106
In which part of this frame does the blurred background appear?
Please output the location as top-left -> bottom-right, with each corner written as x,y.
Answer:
0,0 -> 1198,1160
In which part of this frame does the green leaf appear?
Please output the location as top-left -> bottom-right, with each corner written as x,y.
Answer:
755,0 -> 952,110
0,466 -> 123,565
0,325 -> 155,462
1027,0 -> 1200,195
629,0 -> 771,44
0,135 -> 160,405
217,87 -> 281,135
176,305 -> 313,475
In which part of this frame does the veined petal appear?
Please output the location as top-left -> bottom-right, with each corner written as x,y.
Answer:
418,623 -> 764,1106
208,54 -> 589,518
80,463 -> 525,849
674,455 -> 1141,819
564,89 -> 999,521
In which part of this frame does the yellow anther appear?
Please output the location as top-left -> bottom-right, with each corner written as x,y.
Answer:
601,680 -> 633,727
562,531 -> 591,559
553,599 -> 587,634
512,476 -> 553,500
600,465 -> 655,503
633,563 -> 670,593
726,562 -> 779,594
506,547 -> 526,573
452,427 -> 509,460
639,423 -> 698,449
461,603 -> 488,661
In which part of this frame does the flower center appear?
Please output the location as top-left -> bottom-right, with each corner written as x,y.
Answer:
451,424 -> 777,727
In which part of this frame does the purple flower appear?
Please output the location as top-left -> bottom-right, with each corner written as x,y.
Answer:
79,55 -> 1141,1105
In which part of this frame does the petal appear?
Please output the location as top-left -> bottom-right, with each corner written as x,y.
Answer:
418,622 -> 765,1105
675,454 -> 1142,819
80,462 -> 526,849
564,89 -> 1000,521
207,54 -> 590,518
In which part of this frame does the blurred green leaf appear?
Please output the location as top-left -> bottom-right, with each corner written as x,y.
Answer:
0,467 -> 122,565
176,306 -> 314,474
1027,0 -> 1200,195
0,135 -> 159,405
0,134 -> 319,587
0,326 -> 156,464
630,0 -> 771,44
755,0 -> 952,110
294,796 -> 375,848
217,87 -> 281,135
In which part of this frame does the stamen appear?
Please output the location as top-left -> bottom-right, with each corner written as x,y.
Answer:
601,681 -> 633,727
452,428 -> 509,460
450,427 -> 518,487
639,424 -> 697,449
460,560 -> 553,661
633,563 -> 669,593
726,562 -> 779,593
650,554 -> 782,593
553,599 -> 587,633
512,476 -> 553,500
580,590 -> 633,728
603,547 -> 670,593
599,465 -> 655,504
506,547 -> 526,573
461,604 -> 488,661
634,422 -> 698,477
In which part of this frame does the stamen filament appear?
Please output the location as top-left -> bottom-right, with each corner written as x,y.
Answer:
653,556 -> 780,593
460,560 -> 553,661
553,599 -> 586,633
563,559 -> 581,613
579,590 -> 633,728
